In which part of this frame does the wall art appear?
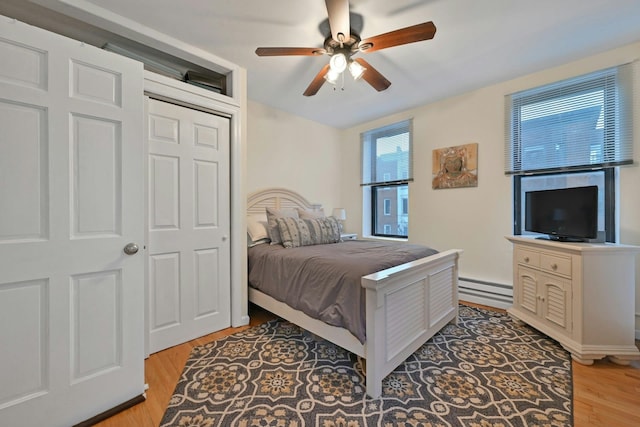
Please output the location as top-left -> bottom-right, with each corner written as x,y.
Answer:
432,143 -> 478,189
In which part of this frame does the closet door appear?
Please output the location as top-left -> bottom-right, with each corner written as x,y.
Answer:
147,98 -> 231,353
0,17 -> 145,427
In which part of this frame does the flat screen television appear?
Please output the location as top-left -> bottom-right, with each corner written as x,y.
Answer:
524,185 -> 598,242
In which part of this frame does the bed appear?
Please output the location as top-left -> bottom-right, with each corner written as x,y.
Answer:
247,188 -> 462,397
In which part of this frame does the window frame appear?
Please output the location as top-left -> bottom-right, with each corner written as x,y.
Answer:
361,119 -> 413,239
370,182 -> 409,239
506,65 -> 632,243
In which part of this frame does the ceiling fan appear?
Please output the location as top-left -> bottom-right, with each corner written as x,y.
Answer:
255,0 -> 437,96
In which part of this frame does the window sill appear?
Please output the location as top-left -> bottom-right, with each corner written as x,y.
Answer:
361,235 -> 408,243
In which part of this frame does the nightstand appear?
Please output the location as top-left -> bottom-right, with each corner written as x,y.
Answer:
340,233 -> 357,241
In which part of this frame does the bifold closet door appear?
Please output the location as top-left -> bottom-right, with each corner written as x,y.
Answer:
147,98 -> 231,353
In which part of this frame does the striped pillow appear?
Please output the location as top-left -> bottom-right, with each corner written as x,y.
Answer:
276,216 -> 341,248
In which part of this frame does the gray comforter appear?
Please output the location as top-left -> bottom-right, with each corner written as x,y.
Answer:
248,240 -> 438,343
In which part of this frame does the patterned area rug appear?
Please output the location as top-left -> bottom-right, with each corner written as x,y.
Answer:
160,305 -> 572,426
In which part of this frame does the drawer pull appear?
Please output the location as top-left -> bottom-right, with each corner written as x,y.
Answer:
524,256 -> 530,263
551,263 -> 558,271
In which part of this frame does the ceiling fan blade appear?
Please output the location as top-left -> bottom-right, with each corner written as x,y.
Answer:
354,58 -> 391,92
325,0 -> 350,43
255,47 -> 326,56
359,21 -> 436,53
303,64 -> 331,96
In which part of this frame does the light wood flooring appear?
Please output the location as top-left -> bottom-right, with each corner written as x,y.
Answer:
95,303 -> 640,427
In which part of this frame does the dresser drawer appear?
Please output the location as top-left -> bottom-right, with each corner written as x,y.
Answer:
540,252 -> 572,277
516,248 -> 540,267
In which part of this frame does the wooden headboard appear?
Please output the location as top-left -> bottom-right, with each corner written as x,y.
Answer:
247,188 -> 322,215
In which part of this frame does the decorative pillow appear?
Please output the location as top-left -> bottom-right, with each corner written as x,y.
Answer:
247,214 -> 269,242
276,216 -> 341,248
296,207 -> 325,219
266,207 -> 299,245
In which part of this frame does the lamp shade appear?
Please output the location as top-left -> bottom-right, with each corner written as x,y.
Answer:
329,53 -> 347,73
348,60 -> 366,80
332,208 -> 347,221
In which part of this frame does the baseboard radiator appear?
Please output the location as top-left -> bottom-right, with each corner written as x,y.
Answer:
458,277 -> 513,310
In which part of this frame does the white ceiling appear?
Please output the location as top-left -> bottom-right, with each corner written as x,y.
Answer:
60,1 -> 640,128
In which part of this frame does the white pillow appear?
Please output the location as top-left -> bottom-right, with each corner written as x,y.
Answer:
247,214 -> 269,242
296,207 -> 325,219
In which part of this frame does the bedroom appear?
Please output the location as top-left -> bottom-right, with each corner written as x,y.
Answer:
1,0 -> 639,426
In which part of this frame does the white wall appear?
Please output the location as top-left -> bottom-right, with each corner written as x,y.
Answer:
340,40 -> 640,331
246,100 -> 343,211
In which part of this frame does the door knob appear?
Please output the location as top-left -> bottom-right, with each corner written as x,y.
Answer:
123,243 -> 139,255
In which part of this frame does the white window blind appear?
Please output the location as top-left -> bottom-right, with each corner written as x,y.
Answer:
505,62 -> 637,175
361,119 -> 413,186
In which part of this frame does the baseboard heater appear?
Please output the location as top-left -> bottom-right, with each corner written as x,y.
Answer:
458,277 -> 513,310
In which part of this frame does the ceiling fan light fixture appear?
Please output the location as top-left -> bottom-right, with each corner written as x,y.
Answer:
348,60 -> 366,80
329,53 -> 347,73
324,68 -> 340,85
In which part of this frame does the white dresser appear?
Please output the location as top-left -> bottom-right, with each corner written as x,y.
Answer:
506,236 -> 640,365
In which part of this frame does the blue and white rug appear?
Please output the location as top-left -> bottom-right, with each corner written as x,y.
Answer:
160,305 -> 572,426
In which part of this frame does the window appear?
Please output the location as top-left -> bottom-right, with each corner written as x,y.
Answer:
506,64 -> 637,242
383,199 -> 391,215
361,120 -> 412,238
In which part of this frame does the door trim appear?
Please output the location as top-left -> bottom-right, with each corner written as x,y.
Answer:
142,71 -> 249,357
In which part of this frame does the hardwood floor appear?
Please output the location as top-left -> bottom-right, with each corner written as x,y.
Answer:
95,303 -> 640,427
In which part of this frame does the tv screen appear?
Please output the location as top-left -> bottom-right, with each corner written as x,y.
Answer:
525,185 -> 598,241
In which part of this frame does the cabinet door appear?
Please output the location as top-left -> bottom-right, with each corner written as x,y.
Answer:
516,266 -> 538,315
539,273 -> 572,334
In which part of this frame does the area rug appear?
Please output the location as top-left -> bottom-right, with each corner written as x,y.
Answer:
160,305 -> 572,426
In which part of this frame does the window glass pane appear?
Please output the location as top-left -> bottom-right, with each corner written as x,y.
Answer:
361,119 -> 412,186
505,64 -> 637,175
520,90 -> 605,171
373,185 -> 408,237
375,134 -> 409,183
519,171 -> 605,236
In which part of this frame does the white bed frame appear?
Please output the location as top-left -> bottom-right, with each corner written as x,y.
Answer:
247,188 -> 462,397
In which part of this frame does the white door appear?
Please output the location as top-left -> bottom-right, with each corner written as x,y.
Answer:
0,17 -> 145,427
147,98 -> 231,353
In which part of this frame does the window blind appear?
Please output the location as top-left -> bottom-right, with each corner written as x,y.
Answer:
505,62 -> 637,175
361,119 -> 413,186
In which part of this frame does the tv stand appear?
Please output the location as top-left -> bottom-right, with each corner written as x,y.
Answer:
506,236 -> 640,365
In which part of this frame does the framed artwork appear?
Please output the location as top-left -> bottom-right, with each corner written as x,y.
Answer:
432,143 -> 478,189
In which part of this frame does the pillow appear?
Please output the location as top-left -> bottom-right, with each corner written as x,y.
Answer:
265,207 -> 299,245
296,207 -> 325,219
276,216 -> 341,248
247,214 -> 269,242
247,232 -> 270,248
